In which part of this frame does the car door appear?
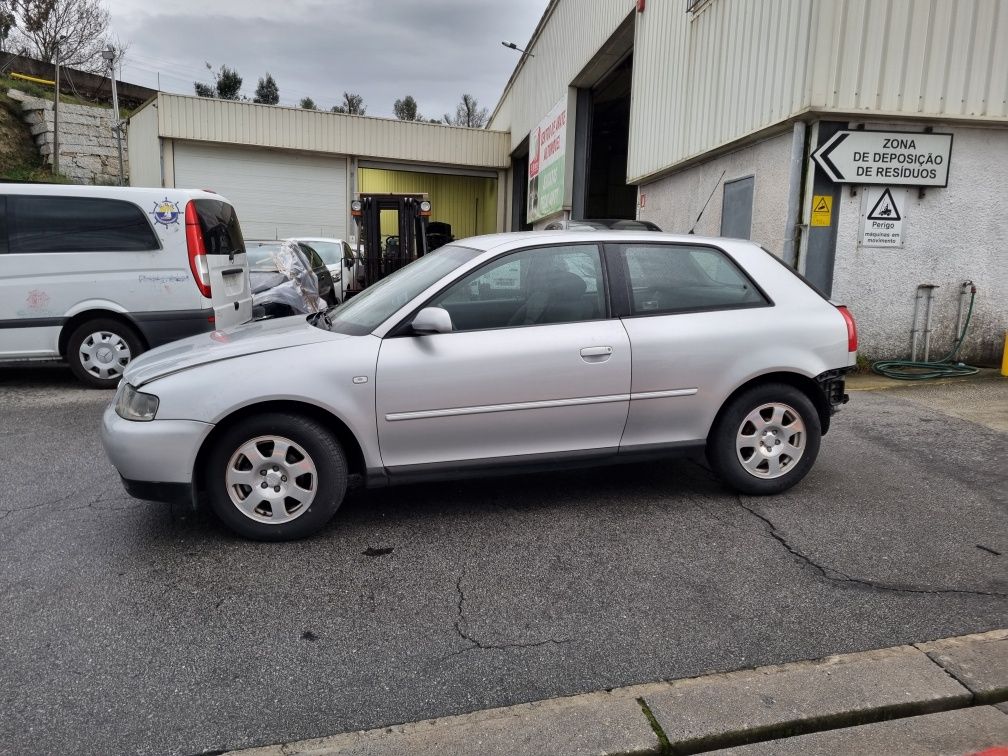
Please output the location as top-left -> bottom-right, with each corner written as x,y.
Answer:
605,241 -> 773,449
374,243 -> 631,470
189,198 -> 252,327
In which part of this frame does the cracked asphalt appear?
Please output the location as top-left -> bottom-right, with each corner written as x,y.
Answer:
1,365 -> 1005,756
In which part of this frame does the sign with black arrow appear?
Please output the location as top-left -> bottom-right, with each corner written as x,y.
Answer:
812,131 -> 952,187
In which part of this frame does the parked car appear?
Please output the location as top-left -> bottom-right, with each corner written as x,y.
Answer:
246,240 -> 338,318
290,237 -> 357,300
101,231 -> 856,540
544,218 -> 663,231
0,184 -> 252,388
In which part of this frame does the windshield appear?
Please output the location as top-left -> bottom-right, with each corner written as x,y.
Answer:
299,240 -> 343,266
317,244 -> 479,335
246,242 -> 282,271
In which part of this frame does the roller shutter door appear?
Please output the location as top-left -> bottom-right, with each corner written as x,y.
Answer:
173,142 -> 348,241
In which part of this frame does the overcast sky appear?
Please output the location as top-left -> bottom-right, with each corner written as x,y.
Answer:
108,0 -> 544,120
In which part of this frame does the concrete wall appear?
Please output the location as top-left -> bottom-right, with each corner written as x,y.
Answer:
831,122 -> 1008,366
637,129 -> 794,252
8,89 -> 126,185
126,99 -> 161,187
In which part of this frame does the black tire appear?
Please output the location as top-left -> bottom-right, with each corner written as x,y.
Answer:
66,318 -> 144,389
707,383 -> 822,495
206,413 -> 347,541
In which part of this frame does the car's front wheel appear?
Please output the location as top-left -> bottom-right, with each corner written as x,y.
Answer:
707,383 -> 821,495
206,413 -> 348,540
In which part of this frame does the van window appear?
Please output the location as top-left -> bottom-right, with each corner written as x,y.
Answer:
9,195 -> 159,253
192,199 -> 245,256
0,196 -> 7,255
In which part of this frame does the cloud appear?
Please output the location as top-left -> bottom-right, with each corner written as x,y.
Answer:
110,0 -> 544,119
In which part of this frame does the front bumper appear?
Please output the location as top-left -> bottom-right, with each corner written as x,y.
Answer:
101,403 -> 212,489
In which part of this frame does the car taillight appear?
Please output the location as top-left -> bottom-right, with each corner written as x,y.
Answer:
837,305 -> 857,352
184,201 -> 212,298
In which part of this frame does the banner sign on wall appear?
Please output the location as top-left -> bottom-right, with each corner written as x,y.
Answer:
527,99 -> 567,223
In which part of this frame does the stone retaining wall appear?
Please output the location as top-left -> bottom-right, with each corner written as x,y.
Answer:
7,88 -> 128,185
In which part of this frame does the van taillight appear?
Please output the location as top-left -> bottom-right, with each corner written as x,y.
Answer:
184,201 -> 212,298
837,305 -> 857,352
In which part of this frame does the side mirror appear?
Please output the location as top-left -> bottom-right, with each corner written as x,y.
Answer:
344,256 -> 355,269
411,307 -> 453,335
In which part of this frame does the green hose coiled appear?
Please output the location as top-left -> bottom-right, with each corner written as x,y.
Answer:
871,290 -> 980,381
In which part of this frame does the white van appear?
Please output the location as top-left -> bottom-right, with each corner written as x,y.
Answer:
0,184 -> 253,388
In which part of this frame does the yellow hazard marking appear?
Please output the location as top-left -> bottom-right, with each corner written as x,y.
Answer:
811,195 -> 832,227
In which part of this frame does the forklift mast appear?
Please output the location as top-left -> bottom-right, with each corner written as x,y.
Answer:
349,193 -> 431,294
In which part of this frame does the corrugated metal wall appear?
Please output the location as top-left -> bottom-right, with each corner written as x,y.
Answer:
489,0 -> 636,152
808,0 -> 1008,119
154,94 -> 511,169
629,0 -> 815,183
628,0 -> 1008,183
358,168 -> 498,239
126,101 -> 162,187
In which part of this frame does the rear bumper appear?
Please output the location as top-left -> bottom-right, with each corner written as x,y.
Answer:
130,309 -> 216,349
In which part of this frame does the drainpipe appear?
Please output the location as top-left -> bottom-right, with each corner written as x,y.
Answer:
781,120 -> 806,267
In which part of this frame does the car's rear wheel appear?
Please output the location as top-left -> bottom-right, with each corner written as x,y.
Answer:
66,318 -> 143,389
707,383 -> 821,495
206,413 -> 347,540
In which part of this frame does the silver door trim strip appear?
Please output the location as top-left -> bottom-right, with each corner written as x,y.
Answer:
630,388 -> 698,400
385,393 -> 632,422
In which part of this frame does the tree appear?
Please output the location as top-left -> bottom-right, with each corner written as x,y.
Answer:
443,93 -> 488,128
393,94 -> 419,121
330,91 -> 366,115
253,73 -> 279,105
299,96 -> 316,110
1,0 -> 112,72
194,62 -> 242,100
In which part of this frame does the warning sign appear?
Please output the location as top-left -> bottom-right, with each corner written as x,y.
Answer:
810,195 -> 832,226
860,186 -> 905,247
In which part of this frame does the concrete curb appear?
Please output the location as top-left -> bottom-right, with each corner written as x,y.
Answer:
230,630 -> 1008,756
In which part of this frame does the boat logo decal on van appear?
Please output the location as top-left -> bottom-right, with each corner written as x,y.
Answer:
151,199 -> 181,227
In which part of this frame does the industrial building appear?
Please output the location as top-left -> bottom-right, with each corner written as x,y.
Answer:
128,0 -> 1007,363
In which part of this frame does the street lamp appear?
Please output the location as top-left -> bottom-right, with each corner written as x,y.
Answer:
102,45 -> 125,185
501,41 -> 534,57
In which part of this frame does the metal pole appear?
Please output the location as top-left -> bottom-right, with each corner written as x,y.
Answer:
922,285 -> 938,362
910,286 -> 924,361
52,41 -> 60,175
781,120 -> 806,267
108,53 -> 124,185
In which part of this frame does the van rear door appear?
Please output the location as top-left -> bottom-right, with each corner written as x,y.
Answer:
187,198 -> 252,327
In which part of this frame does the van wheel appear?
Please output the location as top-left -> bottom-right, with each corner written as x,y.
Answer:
707,383 -> 821,495
66,319 -> 143,389
206,413 -> 348,541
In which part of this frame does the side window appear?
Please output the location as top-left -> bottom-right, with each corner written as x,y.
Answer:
0,196 -> 7,255
618,243 -> 767,315
431,244 -> 606,332
9,196 -> 159,253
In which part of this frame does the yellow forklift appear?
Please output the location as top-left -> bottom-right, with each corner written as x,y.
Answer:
346,193 -> 432,297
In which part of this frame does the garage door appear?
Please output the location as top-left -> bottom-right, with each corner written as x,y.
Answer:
173,142 -> 348,241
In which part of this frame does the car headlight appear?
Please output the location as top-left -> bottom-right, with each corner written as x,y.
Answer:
115,383 -> 159,422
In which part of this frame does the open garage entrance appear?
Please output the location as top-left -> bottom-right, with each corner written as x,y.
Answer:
571,14 -> 636,222
358,166 -> 498,245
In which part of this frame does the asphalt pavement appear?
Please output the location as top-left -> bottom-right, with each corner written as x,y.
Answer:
1,365 -> 1005,756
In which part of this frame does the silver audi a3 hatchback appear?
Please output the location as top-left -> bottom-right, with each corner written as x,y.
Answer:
102,231 -> 858,540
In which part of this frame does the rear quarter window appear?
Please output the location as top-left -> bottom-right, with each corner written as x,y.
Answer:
8,195 -> 159,253
0,196 -> 7,254
193,199 -> 245,256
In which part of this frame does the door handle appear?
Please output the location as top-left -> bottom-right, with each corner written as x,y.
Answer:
580,346 -> 613,362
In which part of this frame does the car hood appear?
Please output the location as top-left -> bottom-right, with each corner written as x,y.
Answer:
125,316 -> 348,388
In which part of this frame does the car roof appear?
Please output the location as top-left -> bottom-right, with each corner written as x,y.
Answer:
457,230 -> 754,252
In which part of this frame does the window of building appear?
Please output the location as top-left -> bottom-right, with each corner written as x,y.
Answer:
616,243 -> 768,315
9,196 -> 159,254
433,244 -> 606,331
